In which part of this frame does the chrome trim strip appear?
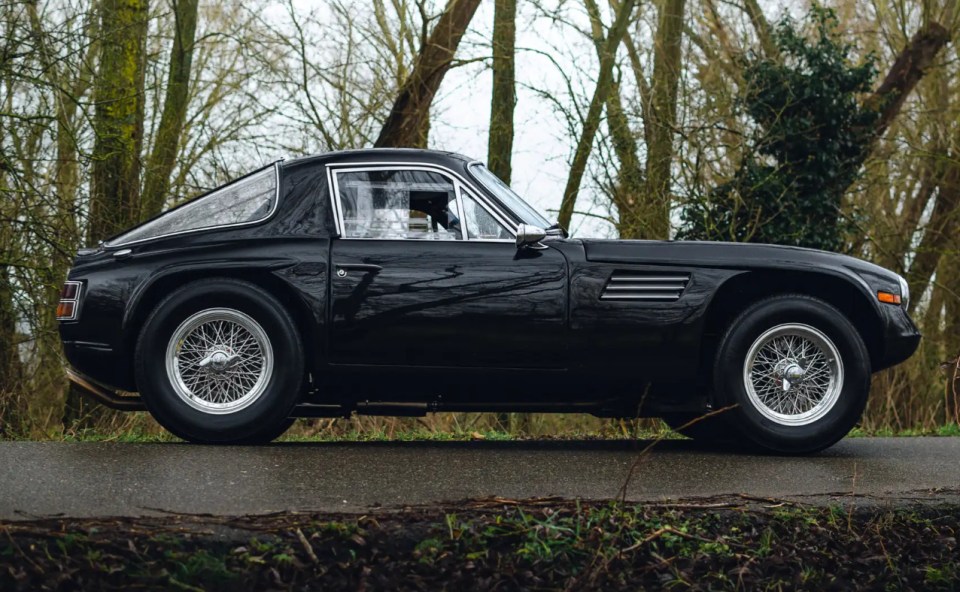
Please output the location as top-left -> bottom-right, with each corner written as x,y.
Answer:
608,276 -> 690,283
326,162 -> 344,238
600,293 -> 684,300
104,161 -> 283,249
326,161 -> 517,240
604,284 -> 686,291
452,179 -> 466,239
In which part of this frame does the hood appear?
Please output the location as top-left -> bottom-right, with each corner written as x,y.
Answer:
579,239 -> 901,287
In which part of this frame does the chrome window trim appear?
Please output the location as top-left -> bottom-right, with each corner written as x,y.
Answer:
326,162 -> 517,240
104,161 -> 282,249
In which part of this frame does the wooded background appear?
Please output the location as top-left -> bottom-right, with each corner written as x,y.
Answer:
2,0 -> 959,438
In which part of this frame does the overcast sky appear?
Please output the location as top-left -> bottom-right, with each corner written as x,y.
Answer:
276,0 -> 796,238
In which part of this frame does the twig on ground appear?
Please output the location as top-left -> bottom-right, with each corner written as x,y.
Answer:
295,528 -> 319,563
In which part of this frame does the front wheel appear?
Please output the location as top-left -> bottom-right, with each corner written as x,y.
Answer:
713,295 -> 871,454
135,279 -> 304,444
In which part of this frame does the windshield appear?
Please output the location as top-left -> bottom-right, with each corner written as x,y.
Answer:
468,164 -> 552,228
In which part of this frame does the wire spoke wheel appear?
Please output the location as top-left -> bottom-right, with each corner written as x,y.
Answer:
165,308 -> 273,414
743,323 -> 844,426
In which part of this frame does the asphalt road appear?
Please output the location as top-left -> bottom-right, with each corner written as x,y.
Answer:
1,438 -> 959,520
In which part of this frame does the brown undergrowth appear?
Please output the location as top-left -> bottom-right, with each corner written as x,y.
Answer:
2,497 -> 958,591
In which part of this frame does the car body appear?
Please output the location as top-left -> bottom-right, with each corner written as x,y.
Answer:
59,148 -> 921,452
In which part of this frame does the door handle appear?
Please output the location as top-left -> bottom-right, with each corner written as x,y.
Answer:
335,263 -> 383,277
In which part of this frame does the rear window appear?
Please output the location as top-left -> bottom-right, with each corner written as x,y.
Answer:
105,164 -> 278,246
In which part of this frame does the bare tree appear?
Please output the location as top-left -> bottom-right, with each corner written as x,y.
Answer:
556,0 -> 639,230
87,0 -> 149,244
641,0 -> 686,239
374,0 -> 482,148
487,0 -> 516,183
141,0 -> 200,218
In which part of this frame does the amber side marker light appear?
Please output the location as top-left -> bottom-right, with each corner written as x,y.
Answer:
57,280 -> 83,321
877,291 -> 901,305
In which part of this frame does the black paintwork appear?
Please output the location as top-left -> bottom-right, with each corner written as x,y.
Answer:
59,148 -> 921,417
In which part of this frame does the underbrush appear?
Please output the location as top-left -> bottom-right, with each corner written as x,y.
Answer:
4,410 -> 959,443
2,499 -> 958,590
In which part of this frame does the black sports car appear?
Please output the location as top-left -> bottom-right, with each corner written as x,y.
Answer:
58,149 -> 920,452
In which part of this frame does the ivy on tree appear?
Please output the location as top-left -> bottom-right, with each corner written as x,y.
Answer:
679,8 -> 879,252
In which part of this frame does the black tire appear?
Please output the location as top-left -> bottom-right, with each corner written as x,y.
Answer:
713,294 -> 870,454
237,418 -> 297,445
135,278 -> 304,444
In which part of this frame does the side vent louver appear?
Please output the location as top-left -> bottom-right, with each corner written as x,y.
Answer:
600,271 -> 690,301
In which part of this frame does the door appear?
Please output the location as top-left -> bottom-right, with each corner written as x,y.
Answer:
327,165 -> 567,369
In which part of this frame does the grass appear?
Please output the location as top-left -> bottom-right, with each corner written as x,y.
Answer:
847,423 -> 960,438
6,408 -> 959,443
51,421 -> 960,443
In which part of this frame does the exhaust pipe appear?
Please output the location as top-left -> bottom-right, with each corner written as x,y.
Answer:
65,367 -> 146,411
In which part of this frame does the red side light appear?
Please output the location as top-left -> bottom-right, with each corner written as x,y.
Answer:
61,282 -> 79,299
57,280 -> 83,321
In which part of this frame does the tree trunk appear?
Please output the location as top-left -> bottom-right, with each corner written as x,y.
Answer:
87,0 -> 149,245
67,0 -> 148,426
141,0 -> 200,219
486,0 -> 516,184
556,0 -> 639,231
0,171 -> 20,400
488,0 -> 516,429
585,0 -> 645,237
831,21 -> 949,205
374,0 -> 481,148
742,0 -> 778,60
943,256 -> 960,424
640,0 -> 686,240
864,22 -> 950,143
607,79 -> 651,238
28,1 -> 102,428
907,150 -> 960,315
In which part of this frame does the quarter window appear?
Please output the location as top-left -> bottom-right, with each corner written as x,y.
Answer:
461,190 -> 512,240
336,169 -> 462,240
106,164 -> 278,246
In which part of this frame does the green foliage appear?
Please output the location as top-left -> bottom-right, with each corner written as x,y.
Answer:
679,7 -> 879,251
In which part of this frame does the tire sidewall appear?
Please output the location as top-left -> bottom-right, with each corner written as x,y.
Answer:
715,297 -> 870,454
135,279 -> 303,443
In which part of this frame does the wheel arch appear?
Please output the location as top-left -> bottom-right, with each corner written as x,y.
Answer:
700,270 -> 884,376
122,267 -> 321,392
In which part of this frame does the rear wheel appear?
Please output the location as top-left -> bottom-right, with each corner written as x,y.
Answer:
135,279 -> 304,444
713,295 -> 870,454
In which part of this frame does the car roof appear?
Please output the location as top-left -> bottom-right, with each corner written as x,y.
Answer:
283,148 -> 478,168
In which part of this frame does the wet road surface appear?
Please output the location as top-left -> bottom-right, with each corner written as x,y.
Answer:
1,438 -> 958,520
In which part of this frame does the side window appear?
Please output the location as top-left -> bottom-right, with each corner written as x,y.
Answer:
461,190 -> 512,240
336,169 -> 462,240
